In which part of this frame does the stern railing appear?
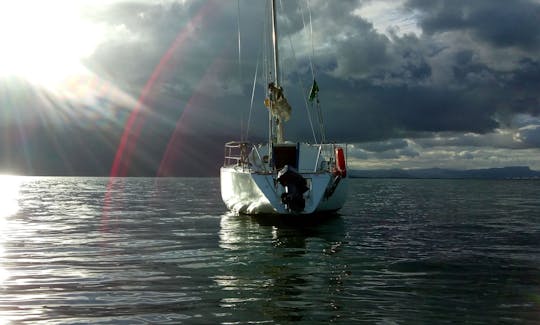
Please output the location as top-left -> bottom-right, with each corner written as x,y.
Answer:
223,141 -> 250,168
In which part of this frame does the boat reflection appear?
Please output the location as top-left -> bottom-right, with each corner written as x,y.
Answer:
255,213 -> 346,253
219,212 -> 346,253
218,213 -> 348,322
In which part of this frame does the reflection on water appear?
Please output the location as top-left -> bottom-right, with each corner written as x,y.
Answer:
0,175 -> 21,218
0,177 -> 539,323
218,213 -> 349,323
0,175 -> 23,285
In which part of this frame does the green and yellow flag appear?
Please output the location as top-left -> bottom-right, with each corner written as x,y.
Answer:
308,79 -> 319,102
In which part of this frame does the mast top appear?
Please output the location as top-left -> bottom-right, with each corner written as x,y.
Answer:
270,0 -> 279,87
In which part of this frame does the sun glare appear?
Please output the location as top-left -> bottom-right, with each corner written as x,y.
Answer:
0,1 -> 104,87
0,175 -> 22,286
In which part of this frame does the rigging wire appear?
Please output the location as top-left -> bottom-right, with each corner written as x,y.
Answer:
241,1 -> 324,144
237,0 -> 247,142
236,0 -> 242,84
299,1 -> 321,143
238,0 -> 269,143
306,0 -> 316,80
245,58 -> 259,141
278,0 -> 318,144
304,0 -> 326,143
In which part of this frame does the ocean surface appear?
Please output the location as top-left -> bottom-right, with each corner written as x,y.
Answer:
1,177 -> 539,324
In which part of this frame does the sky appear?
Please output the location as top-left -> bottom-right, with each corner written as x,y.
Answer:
1,0 -> 539,176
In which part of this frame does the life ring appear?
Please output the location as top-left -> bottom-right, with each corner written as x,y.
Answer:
335,147 -> 347,177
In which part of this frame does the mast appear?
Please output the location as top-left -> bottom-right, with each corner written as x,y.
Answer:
270,0 -> 285,143
271,0 -> 279,87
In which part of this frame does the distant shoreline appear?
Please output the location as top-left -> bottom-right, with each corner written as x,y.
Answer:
348,166 -> 540,180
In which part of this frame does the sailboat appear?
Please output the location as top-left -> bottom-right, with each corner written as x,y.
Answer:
220,0 -> 348,215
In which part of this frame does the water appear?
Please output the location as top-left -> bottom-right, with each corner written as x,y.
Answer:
1,177 -> 539,324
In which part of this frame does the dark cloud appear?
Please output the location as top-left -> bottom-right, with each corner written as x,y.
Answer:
407,0 -> 540,49
86,1 -> 227,92
298,78 -> 500,143
85,0 -> 537,145
364,140 -> 419,159
504,58 -> 540,117
516,125 -> 540,148
359,139 -> 410,152
310,0 -> 539,144
2,0 -> 540,175
350,139 -> 419,161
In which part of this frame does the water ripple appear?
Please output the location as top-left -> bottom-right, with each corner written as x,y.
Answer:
0,177 -> 539,323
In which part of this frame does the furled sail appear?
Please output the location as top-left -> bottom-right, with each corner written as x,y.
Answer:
265,82 -> 291,122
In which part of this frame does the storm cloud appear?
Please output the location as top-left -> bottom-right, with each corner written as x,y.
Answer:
1,0 -> 540,175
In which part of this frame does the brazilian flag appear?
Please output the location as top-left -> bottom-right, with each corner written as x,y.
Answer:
308,79 -> 319,102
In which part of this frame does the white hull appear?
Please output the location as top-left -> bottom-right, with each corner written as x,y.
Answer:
221,159 -> 348,215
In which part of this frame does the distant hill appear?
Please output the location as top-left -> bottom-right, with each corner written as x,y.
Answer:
349,166 -> 540,179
